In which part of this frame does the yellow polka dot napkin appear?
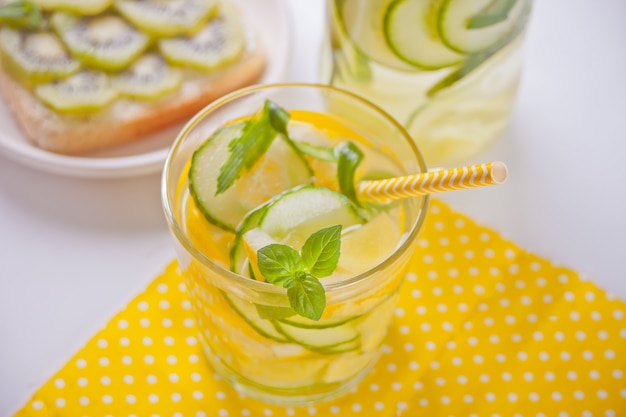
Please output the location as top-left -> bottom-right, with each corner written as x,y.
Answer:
15,199 -> 626,417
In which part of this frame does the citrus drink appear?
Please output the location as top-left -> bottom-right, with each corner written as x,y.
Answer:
324,0 -> 533,166
162,84 -> 428,405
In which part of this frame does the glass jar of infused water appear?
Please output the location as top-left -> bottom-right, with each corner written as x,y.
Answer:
323,0 -> 533,167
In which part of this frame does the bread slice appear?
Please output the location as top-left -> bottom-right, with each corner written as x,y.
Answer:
0,48 -> 266,155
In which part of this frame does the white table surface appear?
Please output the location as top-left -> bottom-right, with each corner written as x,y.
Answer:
1,0 -> 625,415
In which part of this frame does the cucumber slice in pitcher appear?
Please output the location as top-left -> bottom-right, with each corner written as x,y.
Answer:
189,123 -> 312,232
338,0 -> 414,71
438,0 -> 531,54
384,0 -> 464,70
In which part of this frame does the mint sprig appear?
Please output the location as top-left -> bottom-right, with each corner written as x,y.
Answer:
427,52 -> 491,97
216,98 -> 366,204
257,225 -> 342,320
0,2 -> 41,29
293,141 -> 336,162
217,99 -> 290,195
335,141 -> 364,207
467,0 -> 518,29
294,140 -> 364,206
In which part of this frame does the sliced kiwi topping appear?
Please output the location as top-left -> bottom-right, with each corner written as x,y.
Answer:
35,69 -> 117,112
114,0 -> 219,37
158,6 -> 245,71
111,52 -> 182,100
51,11 -> 150,71
1,0 -> 251,115
30,0 -> 113,15
0,27 -> 81,84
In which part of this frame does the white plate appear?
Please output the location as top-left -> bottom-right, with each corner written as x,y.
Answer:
0,0 -> 293,179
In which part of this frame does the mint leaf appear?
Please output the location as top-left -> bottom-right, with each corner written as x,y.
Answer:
467,0 -> 518,29
341,42 -> 373,83
427,52 -> 491,97
301,225 -> 342,278
335,141 -> 364,206
254,225 -> 343,320
267,100 -> 290,136
294,141 -> 337,162
257,243 -> 304,286
216,100 -> 289,195
0,2 -> 41,29
428,0 -> 528,97
286,272 -> 326,320
291,139 -> 366,205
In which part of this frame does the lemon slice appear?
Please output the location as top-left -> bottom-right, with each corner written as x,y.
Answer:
335,210 -> 402,276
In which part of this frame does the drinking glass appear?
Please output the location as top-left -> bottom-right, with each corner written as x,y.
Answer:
162,84 -> 429,405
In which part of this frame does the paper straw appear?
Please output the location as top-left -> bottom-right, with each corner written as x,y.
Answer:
357,161 -> 508,203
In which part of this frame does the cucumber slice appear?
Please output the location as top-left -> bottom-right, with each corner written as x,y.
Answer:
230,204 -> 269,273
384,0 -> 464,70
274,321 -> 360,351
223,293 -> 289,343
189,123 -> 312,232
438,0 -> 530,54
279,313 -> 359,329
323,351 -> 377,382
232,185 -> 365,274
258,185 -> 364,250
338,0 -> 414,71
315,338 -> 361,355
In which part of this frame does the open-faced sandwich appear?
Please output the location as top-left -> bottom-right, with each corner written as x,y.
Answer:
0,0 -> 266,155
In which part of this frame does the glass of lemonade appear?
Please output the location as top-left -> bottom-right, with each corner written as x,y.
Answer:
324,0 -> 533,166
162,84 -> 429,405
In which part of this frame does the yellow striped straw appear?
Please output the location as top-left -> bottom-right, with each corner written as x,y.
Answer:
358,161 -> 508,203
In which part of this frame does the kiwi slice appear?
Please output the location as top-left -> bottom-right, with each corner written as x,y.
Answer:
31,0 -> 113,15
51,11 -> 150,71
114,0 -> 219,37
158,7 -> 245,71
111,52 -> 182,100
0,27 -> 81,84
35,69 -> 117,112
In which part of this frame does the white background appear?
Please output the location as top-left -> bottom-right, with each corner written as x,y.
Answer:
1,0 -> 625,415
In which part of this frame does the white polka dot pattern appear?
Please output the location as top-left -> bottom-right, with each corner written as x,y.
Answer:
15,200 -> 626,416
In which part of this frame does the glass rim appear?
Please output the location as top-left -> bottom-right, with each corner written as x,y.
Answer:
161,82 -> 430,295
